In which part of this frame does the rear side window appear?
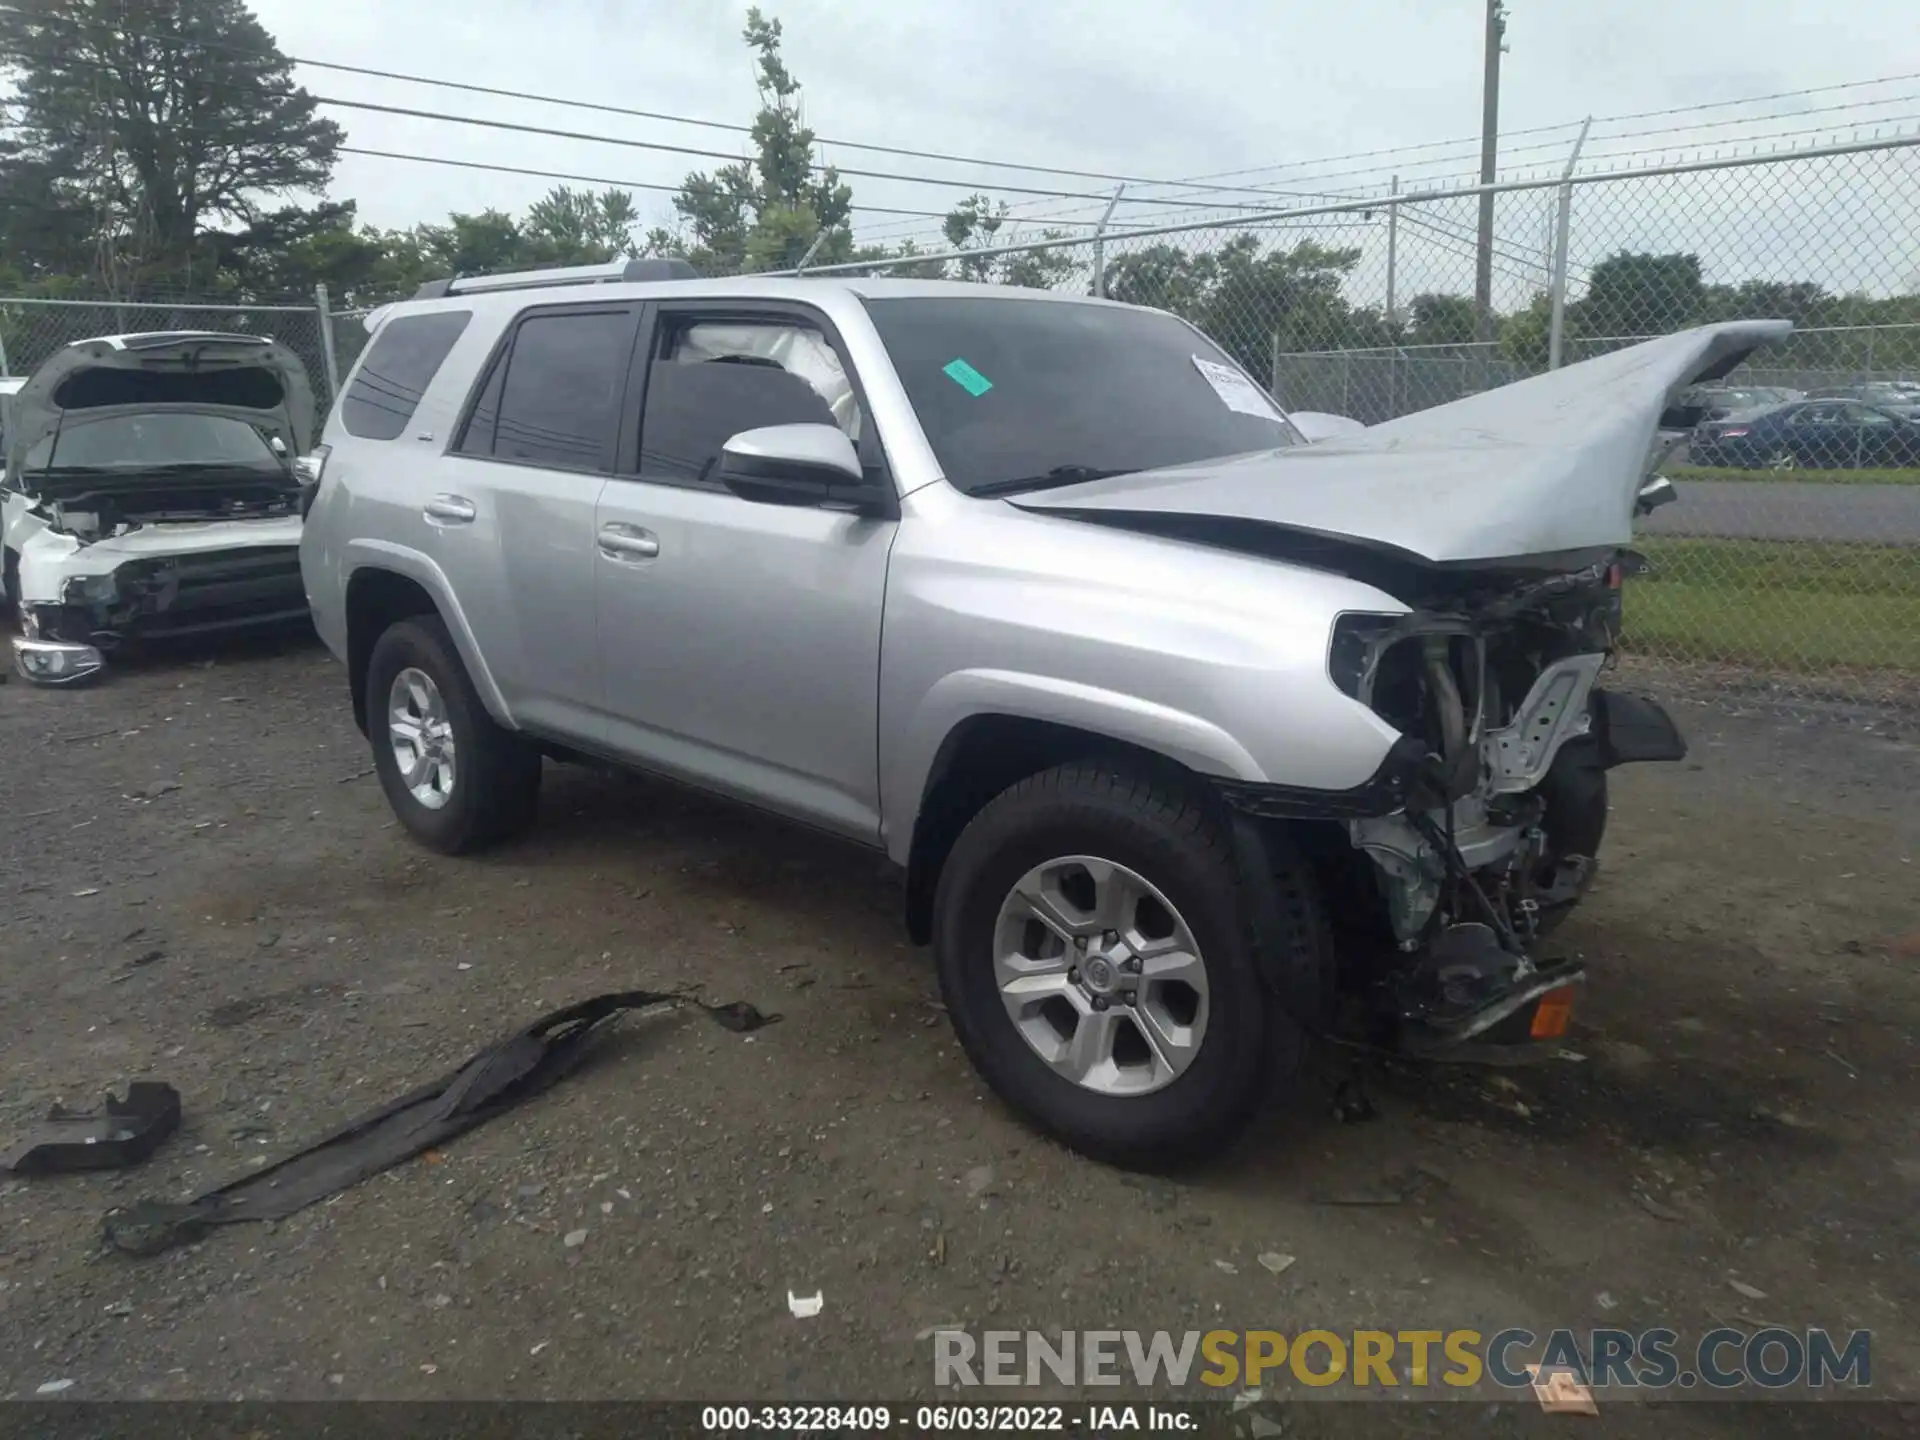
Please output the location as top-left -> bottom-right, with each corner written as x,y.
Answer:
340,311 -> 471,441
460,308 -> 636,471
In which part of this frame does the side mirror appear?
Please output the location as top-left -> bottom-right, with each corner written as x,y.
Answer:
1635,476 -> 1677,517
718,423 -> 885,514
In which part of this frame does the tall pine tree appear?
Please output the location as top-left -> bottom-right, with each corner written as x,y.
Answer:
0,0 -> 341,293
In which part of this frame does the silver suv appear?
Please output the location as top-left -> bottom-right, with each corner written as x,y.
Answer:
300,258 -> 1784,1165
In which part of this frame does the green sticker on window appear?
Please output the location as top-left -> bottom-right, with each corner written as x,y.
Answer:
942,358 -> 993,397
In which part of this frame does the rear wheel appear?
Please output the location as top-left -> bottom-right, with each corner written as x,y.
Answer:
932,761 -> 1310,1168
365,615 -> 541,854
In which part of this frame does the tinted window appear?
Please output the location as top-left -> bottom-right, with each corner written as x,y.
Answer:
341,311 -> 471,441
862,296 -> 1300,496
456,349 -> 508,456
638,321 -> 844,486
488,309 -> 635,470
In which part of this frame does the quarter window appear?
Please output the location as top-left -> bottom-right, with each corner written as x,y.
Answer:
340,310 -> 471,441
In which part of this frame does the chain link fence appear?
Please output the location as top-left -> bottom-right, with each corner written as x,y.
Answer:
789,136 -> 1920,718
0,295 -> 342,432
2,137 -> 1914,717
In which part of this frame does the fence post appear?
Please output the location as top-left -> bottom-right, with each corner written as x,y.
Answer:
1546,116 -> 1592,371
1384,175 -> 1399,330
1090,184 -> 1125,298
315,283 -> 341,406
793,230 -> 830,274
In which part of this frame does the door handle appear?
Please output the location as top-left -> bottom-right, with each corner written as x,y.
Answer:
598,523 -> 660,560
424,495 -> 476,524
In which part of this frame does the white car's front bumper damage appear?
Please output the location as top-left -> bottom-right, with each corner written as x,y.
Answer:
12,516 -> 308,685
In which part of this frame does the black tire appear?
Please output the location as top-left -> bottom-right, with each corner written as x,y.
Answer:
365,615 -> 541,854
2,546 -> 18,617
1531,737 -> 1608,936
932,760 -> 1311,1169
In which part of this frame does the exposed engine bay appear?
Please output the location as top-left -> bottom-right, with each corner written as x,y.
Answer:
37,469 -> 301,542
1318,548 -> 1686,1052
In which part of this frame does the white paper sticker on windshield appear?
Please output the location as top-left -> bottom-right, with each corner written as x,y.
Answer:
1192,355 -> 1283,420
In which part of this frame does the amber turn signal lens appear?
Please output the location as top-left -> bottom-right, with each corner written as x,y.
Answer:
1529,986 -> 1577,1040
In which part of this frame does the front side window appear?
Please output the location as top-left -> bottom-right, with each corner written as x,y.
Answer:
479,308 -> 637,471
341,310 -> 472,441
636,314 -> 858,487
25,413 -> 281,471
861,295 -> 1301,496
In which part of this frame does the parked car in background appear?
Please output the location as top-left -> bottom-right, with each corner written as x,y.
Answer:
1688,397 -> 1920,470
4,332 -> 316,684
1659,382 -> 1802,432
300,256 -> 1756,1166
1807,381 -> 1920,417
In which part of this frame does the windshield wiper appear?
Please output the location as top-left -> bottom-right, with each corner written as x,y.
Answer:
970,465 -> 1133,498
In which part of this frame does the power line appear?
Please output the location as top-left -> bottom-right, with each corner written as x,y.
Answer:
1118,68 -> 1920,199
0,1 -> 1328,204
337,147 -> 1011,223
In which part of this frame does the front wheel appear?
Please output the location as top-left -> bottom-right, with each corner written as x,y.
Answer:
365,615 -> 542,854
1529,738 -> 1609,936
932,761 -> 1309,1168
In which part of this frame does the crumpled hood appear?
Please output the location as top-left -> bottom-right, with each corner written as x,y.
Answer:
1015,320 -> 1791,565
6,331 -> 316,474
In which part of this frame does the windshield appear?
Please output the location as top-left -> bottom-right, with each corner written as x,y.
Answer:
25,412 -> 283,471
862,295 -> 1301,496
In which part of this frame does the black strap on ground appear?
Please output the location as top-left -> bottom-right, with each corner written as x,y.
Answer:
102,989 -> 778,1257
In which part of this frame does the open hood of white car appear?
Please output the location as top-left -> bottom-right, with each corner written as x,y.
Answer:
1014,320 -> 1791,568
5,331 -> 316,471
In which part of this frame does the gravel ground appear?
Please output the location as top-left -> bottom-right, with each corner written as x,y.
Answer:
1,633 -> 1916,1436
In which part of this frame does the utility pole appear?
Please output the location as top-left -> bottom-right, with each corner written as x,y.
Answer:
1474,0 -> 1509,352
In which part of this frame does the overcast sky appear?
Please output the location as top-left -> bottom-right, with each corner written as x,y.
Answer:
246,0 -> 1920,301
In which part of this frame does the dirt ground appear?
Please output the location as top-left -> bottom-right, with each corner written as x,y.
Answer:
0,632 -> 1915,1436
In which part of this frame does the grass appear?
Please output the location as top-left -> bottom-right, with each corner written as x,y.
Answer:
1667,464 -> 1920,486
1626,538 -> 1920,673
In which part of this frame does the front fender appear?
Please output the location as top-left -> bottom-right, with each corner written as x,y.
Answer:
340,538 -> 514,728
882,667 -> 1268,866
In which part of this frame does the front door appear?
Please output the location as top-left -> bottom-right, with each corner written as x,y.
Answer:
593,302 -> 896,843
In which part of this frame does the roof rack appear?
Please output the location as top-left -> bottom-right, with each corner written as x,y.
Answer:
410,256 -> 699,301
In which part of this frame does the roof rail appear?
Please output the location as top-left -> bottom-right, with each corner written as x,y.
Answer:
409,257 -> 699,301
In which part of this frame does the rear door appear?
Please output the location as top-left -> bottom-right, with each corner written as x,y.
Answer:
591,300 -> 895,843
433,301 -> 641,738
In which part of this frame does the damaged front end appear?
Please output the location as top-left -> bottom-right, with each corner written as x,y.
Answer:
14,542 -> 309,685
1227,547 -> 1687,1060
1330,553 -> 1684,1055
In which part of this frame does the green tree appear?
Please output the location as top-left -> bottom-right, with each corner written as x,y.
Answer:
522,186 -> 641,264
1569,251 -> 1704,342
1405,293 -> 1479,347
0,0 -> 342,292
932,193 -> 1076,289
1498,291 -> 1553,371
646,8 -> 852,273
1100,234 -> 1369,377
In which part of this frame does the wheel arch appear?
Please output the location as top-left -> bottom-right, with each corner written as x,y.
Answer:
901,712 -> 1240,948
342,550 -> 508,737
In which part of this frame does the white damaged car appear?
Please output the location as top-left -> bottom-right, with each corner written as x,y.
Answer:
3,332 -> 317,684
